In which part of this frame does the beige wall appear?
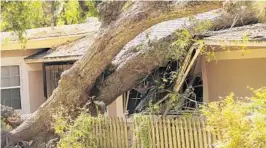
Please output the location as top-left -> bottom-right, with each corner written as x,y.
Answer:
28,65 -> 46,112
1,50 -> 46,113
202,57 -> 266,102
107,95 -> 124,117
107,101 -> 117,117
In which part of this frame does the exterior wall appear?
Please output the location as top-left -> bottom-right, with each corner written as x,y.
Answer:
27,64 -> 46,112
107,101 -> 117,117
1,50 -> 45,113
107,96 -> 124,117
202,57 -> 266,102
115,96 -> 124,117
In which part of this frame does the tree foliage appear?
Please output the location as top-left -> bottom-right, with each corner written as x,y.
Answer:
56,0 -> 98,25
202,87 -> 266,148
1,1 -> 44,42
53,112 -> 99,148
1,0 -> 98,41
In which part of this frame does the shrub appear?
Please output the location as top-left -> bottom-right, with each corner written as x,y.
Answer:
133,115 -> 151,148
202,87 -> 266,148
53,112 -> 101,148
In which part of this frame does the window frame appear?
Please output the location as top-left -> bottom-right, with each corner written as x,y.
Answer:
1,64 -> 22,109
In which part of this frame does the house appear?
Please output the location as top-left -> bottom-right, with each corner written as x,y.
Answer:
1,15 -> 265,117
1,18 -> 124,116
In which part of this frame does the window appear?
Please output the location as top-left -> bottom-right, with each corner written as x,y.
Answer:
1,66 -> 21,109
43,62 -> 73,98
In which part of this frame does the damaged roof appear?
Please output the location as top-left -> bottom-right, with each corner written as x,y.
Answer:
203,23 -> 266,46
25,34 -> 98,63
25,11 -> 266,63
25,10 -> 218,63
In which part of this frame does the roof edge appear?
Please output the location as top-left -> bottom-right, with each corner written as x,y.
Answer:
25,56 -> 81,63
203,39 -> 266,47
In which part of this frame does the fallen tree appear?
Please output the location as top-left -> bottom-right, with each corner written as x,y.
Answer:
12,1 -> 222,141
9,1 -> 260,146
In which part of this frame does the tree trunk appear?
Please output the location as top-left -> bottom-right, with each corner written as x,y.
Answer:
12,1 -> 248,141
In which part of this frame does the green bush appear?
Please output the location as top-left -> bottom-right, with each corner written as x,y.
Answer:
53,112 -> 101,148
202,87 -> 266,148
133,115 -> 151,148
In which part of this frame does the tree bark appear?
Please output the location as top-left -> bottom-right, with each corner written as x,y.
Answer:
98,1 -> 127,27
11,1 -> 229,141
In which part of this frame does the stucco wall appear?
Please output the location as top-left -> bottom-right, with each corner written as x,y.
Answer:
28,65 -> 46,112
203,57 -> 266,102
1,50 -> 45,113
107,95 -> 124,117
107,100 -> 117,117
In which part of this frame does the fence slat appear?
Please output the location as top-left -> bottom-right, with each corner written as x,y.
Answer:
207,120 -> 212,148
121,118 -> 126,148
116,118 -> 121,148
188,117 -> 194,148
147,117 -> 152,148
193,117 -> 199,148
98,118 -> 102,147
155,119 -> 160,148
159,119 -> 164,148
151,118 -> 156,148
110,118 -> 115,148
95,119 -> 99,146
121,118 -> 125,148
132,118 -> 136,148
184,117 -> 190,148
180,117 -> 186,148
212,129 -> 217,146
172,119 -> 177,148
134,118 -> 140,148
201,117 -> 208,148
163,119 -> 169,148
124,118 -> 129,148
175,119 -> 181,148
197,117 -> 204,148
166,119 -> 173,148
109,117 -> 113,148
103,118 -> 107,148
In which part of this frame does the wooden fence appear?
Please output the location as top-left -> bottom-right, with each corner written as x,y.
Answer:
91,116 -> 221,148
